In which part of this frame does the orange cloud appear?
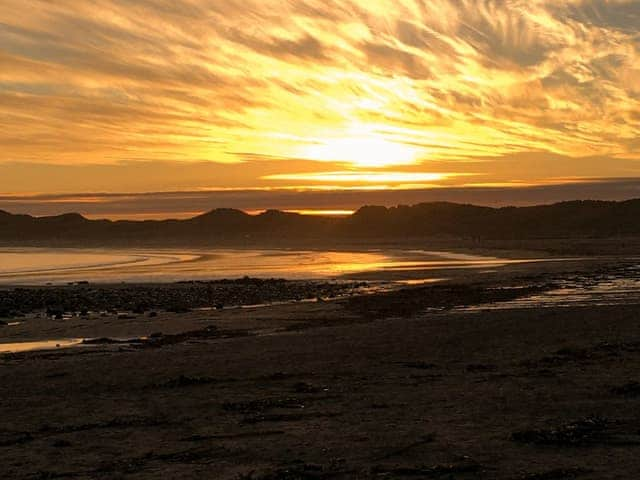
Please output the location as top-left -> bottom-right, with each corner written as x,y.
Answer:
0,0 -> 638,194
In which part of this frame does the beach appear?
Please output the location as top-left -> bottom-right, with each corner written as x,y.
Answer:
5,0 -> 640,476
0,247 -> 541,285
2,254 -> 640,478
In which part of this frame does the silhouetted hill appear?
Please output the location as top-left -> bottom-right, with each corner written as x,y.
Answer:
342,200 -> 640,239
2,200 -> 640,247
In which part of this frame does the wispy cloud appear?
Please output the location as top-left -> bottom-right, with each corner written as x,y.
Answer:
0,0 -> 639,193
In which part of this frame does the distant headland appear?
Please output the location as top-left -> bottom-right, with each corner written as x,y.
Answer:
2,199 -> 640,248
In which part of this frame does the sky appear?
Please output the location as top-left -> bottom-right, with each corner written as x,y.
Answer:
1,1 -> 640,217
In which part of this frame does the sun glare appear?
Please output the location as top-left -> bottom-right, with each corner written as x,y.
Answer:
300,135 -> 421,168
263,171 -> 450,184
285,209 -> 355,216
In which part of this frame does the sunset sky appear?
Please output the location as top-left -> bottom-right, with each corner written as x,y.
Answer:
1,1 -> 640,217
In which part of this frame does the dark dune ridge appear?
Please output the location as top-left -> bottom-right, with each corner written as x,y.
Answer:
3,198 -> 640,247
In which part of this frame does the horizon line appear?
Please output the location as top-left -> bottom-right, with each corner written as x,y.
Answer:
4,178 -> 640,220
4,197 -> 640,222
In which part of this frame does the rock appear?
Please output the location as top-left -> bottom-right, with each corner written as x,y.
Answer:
52,439 -> 72,448
512,416 -> 608,446
611,381 -> 640,397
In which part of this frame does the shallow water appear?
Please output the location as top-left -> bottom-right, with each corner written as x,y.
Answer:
457,264 -> 640,312
0,247 -> 524,284
0,339 -> 84,354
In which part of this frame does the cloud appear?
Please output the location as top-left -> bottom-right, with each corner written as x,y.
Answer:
223,29 -> 328,61
557,0 -> 640,32
0,0 -> 638,193
361,41 -> 432,79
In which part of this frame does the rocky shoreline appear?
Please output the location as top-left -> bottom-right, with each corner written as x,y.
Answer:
0,278 -> 370,320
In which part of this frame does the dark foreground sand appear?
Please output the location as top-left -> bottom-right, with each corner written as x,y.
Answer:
3,259 -> 640,479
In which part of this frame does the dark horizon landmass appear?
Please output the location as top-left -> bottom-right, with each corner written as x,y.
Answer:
4,177 -> 640,219
3,198 -> 640,247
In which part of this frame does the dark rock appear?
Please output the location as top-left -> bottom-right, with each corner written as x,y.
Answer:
512,417 -> 608,446
293,382 -> 323,394
223,397 -> 305,414
52,439 -> 72,448
519,467 -> 593,479
401,361 -> 438,370
0,432 -> 34,447
132,304 -> 147,314
466,364 -> 498,373
237,464 -> 326,480
47,307 -> 64,319
168,305 -> 190,314
611,382 -> 640,397
156,375 -> 218,389
372,462 -> 483,478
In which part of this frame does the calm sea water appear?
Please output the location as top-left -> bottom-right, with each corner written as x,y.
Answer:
0,247 -> 519,284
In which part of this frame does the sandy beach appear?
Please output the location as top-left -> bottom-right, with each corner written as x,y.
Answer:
1,255 -> 640,478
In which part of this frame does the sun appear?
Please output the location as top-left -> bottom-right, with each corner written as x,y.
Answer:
299,135 -> 421,168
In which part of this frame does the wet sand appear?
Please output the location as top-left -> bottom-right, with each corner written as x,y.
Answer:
2,257 -> 640,478
0,247 -> 546,285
